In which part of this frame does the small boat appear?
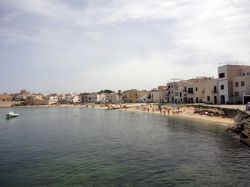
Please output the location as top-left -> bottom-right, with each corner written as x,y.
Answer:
6,112 -> 19,118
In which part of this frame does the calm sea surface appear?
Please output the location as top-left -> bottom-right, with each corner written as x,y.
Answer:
0,108 -> 249,187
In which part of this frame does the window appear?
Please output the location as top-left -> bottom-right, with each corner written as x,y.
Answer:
243,73 -> 246,76
195,87 -> 198,91
188,88 -> 194,94
220,85 -> 224,90
241,81 -> 245,86
235,82 -> 239,87
235,92 -> 239,96
207,96 -> 210,101
213,86 -> 217,93
219,73 -> 225,78
247,72 -> 250,76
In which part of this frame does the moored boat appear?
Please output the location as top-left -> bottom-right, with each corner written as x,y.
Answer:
6,112 -> 19,118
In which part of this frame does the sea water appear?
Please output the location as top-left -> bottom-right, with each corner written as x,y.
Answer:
0,107 -> 249,186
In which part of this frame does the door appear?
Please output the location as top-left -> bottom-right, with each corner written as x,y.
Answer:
214,96 -> 217,104
220,95 -> 225,104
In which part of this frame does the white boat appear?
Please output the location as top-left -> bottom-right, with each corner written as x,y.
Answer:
6,112 -> 19,118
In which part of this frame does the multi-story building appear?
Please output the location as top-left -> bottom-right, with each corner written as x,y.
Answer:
186,77 -> 217,104
150,89 -> 168,103
65,95 -> 81,104
218,64 -> 250,104
167,77 -> 218,104
167,80 -> 181,103
104,93 -> 121,103
85,93 -> 106,103
122,90 -> 149,103
45,95 -> 58,105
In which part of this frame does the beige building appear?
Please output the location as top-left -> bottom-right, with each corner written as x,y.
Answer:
104,93 -> 121,103
150,90 -> 167,103
122,90 -> 149,103
24,94 -> 47,105
0,94 -> 13,102
218,64 -> 250,104
167,77 -> 218,104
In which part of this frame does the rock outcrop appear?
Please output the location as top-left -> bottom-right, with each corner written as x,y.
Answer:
229,111 -> 250,146
194,108 -> 225,117
193,105 -> 250,146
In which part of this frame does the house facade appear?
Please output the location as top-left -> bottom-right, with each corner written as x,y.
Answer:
122,90 -> 149,103
166,77 -> 218,104
218,64 -> 250,104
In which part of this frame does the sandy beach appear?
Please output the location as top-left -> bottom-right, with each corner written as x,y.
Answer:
89,103 -> 235,127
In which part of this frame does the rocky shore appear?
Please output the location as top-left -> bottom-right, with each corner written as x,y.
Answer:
229,110 -> 250,146
192,105 -> 250,146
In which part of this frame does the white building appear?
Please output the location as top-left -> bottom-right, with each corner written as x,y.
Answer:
46,95 -> 58,105
86,93 -> 105,103
137,93 -> 150,103
65,94 -> 81,104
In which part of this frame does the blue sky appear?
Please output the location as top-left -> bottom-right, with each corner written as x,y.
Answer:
1,0 -> 250,93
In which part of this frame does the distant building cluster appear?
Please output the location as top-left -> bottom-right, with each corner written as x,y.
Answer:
1,64 -> 250,105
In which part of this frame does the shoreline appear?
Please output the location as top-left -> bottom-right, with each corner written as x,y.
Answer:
119,105 -> 235,127
1,103 -> 235,127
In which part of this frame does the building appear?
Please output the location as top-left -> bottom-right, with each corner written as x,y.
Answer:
167,79 -> 185,103
85,93 -> 106,103
218,64 -> 250,104
65,94 -> 81,104
24,94 -> 47,105
104,93 -> 121,103
137,94 -> 150,103
80,93 -> 89,103
150,90 -> 167,103
167,77 -> 218,104
45,95 -> 58,105
122,90 -> 149,103
0,94 -> 13,102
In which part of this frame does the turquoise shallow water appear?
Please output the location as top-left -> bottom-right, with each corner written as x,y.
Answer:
0,107 -> 249,187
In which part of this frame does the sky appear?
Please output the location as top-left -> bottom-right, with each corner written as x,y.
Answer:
1,0 -> 250,93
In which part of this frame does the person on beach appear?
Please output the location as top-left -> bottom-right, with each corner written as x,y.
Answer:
148,108 -> 150,112
164,110 -> 166,115
167,108 -> 170,115
177,107 -> 180,114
